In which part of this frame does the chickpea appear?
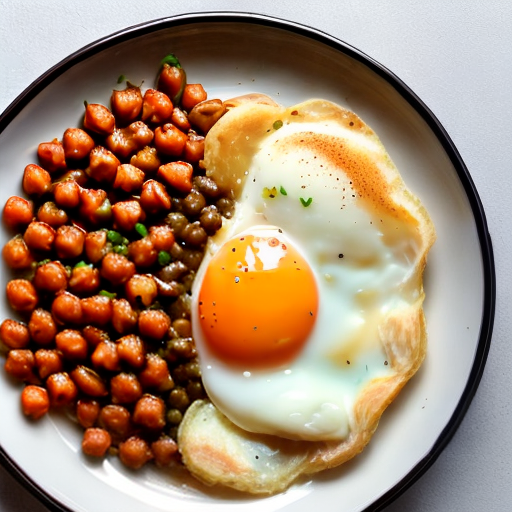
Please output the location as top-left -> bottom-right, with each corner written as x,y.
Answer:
138,353 -> 173,391
142,89 -> 173,124
130,146 -> 161,173
111,298 -> 137,334
125,274 -> 157,307
154,123 -> 187,156
53,168 -> 89,187
28,309 -> 57,346
112,200 -> 143,232
139,179 -> 171,215
2,236 -> 35,269
83,103 -> 115,135
34,349 -> 63,379
106,121 -> 153,159
46,372 -> 78,407
6,279 -> 38,313
79,188 -> 112,226
170,107 -> 191,132
157,63 -> 186,103
55,329 -> 88,360
100,252 -> 136,286
98,404 -> 132,439
0,319 -> 30,350
188,99 -> 226,133
111,85 -> 143,125
3,196 -> 34,228
138,309 -> 171,340
37,139 -> 67,173
22,164 -> 51,197
133,394 -> 166,431
118,436 -> 153,469
85,230 -> 108,263
82,428 -> 112,457
82,325 -> 109,348
37,201 -> 68,227
113,164 -> 145,193
80,295 -> 113,326
157,161 -> 193,194
76,399 -> 101,428
70,366 -> 108,397
4,349 -> 38,383
88,146 -> 120,184
181,83 -> 207,112
117,334 -> 145,369
53,180 -> 80,209
51,291 -> 83,325
110,372 -> 142,404
128,237 -> 157,268
23,220 -> 55,252
68,265 -> 101,295
91,340 -> 120,372
151,436 -> 178,467
183,131 -> 205,163
21,385 -> 50,419
147,224 -> 175,253
54,225 -> 86,260
63,128 -> 95,160
33,261 -> 68,293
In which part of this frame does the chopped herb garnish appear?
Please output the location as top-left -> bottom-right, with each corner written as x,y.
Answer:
158,251 -> 171,266
279,186 -> 288,196
113,244 -> 128,256
262,186 -> 278,199
117,74 -> 126,84
300,197 -> 313,207
160,53 -> 181,68
99,290 -> 117,299
74,260 -> 88,268
273,119 -> 283,130
107,230 -> 124,245
135,223 -> 148,238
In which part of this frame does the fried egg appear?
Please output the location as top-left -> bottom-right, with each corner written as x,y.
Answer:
190,98 -> 433,442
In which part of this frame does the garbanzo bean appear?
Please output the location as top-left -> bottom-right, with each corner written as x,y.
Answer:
128,237 -> 157,268
68,265 -> 101,295
110,372 -> 142,404
84,230 -> 108,263
37,201 -> 68,227
37,140 -> 67,173
157,161 -> 193,193
4,349 -> 38,383
28,309 -> 57,346
130,146 -> 161,173
113,164 -> 145,193
54,225 -> 86,260
119,435 -> 153,469
78,188 -> 112,226
46,372 -> 78,407
139,353 -> 173,391
91,340 -> 120,372
100,252 -> 136,286
33,260 -> 68,293
62,128 -> 95,161
139,179 -> 171,215
3,196 -> 34,228
183,131 -> 205,163
117,334 -> 145,369
188,99 -> 226,134
170,107 -> 190,132
23,220 -> 55,252
98,404 -> 132,439
82,325 -> 109,348
51,291 -> 83,325
157,63 -> 186,104
84,103 -> 116,136
70,366 -> 108,397
151,436 -> 178,467
21,385 -> 50,419
34,349 -> 63,379
142,89 -> 173,125
154,123 -> 187,156
112,200 -> 143,232
80,294 -> 113,326
148,224 -> 175,252
2,236 -> 35,269
53,180 -> 80,209
181,83 -> 207,112
133,394 -> 166,431
22,164 -> 52,197
138,309 -> 171,340
82,428 -> 112,457
106,121 -> 154,159
111,85 -> 143,126
88,146 -> 120,184
55,329 -> 88,360
6,279 -> 39,313
111,298 -> 138,334
76,399 -> 101,428
0,319 -> 30,350
125,274 -> 157,307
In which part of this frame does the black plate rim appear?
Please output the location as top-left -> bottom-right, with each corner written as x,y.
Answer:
0,11 -> 496,512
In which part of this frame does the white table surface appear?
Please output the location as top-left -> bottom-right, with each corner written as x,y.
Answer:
0,1 -> 510,511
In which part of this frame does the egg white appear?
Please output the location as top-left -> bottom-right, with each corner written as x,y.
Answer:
191,119 -> 421,441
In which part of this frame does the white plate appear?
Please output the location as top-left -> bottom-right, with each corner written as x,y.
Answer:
0,12 -> 495,512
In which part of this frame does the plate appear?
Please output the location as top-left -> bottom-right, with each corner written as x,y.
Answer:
0,12 -> 495,512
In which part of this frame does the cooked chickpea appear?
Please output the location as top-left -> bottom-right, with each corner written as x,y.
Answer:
130,146 -> 161,173
111,86 -> 143,125
76,399 -> 101,428
170,107 -> 191,132
62,128 -> 95,160
85,230 -> 108,263
111,298 -> 137,334
183,131 -> 205,163
37,201 -> 68,227
33,261 -> 68,293
21,385 -> 50,419
22,164 -> 52,197
91,340 -> 120,372
0,319 -> 30,350
188,99 -> 226,134
4,349 -> 37,383
151,436 -> 178,467
106,121 -> 153,159
54,225 -> 86,260
79,188 -> 112,226
37,140 -> 67,173
82,428 -> 112,457
157,161 -> 193,194
154,123 -> 187,156
113,163 -> 145,193
142,89 -> 173,124
110,372 -> 142,404
118,436 -> 153,469
81,295 -> 113,326
88,146 -> 120,183
139,179 -> 171,215
98,404 -> 132,440
138,353 -> 173,391
6,279 -> 38,313
70,366 -> 108,397
54,168 -> 89,187
125,274 -> 157,307
34,349 -> 63,379
148,224 -> 175,253
181,83 -> 207,111
23,221 -> 55,252
2,236 -> 35,269
133,394 -> 166,431
3,196 -> 34,228
82,325 -> 109,348
46,372 -> 78,406
55,329 -> 88,360
112,200 -> 143,232
68,265 -> 101,295
53,180 -> 80,209
128,237 -> 157,268
83,103 -> 115,135
100,252 -> 136,286
51,291 -> 83,325
138,309 -> 171,340
157,63 -> 186,102
117,334 -> 145,369
28,309 -> 57,346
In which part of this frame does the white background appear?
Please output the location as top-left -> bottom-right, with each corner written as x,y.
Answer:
0,1 -> 510,511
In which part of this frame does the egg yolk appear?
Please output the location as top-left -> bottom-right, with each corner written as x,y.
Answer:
198,231 -> 318,368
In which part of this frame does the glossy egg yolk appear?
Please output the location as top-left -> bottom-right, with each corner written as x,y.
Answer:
198,230 -> 318,368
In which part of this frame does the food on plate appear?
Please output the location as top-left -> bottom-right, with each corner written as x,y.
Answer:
0,55 -> 232,470
177,98 -> 436,493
